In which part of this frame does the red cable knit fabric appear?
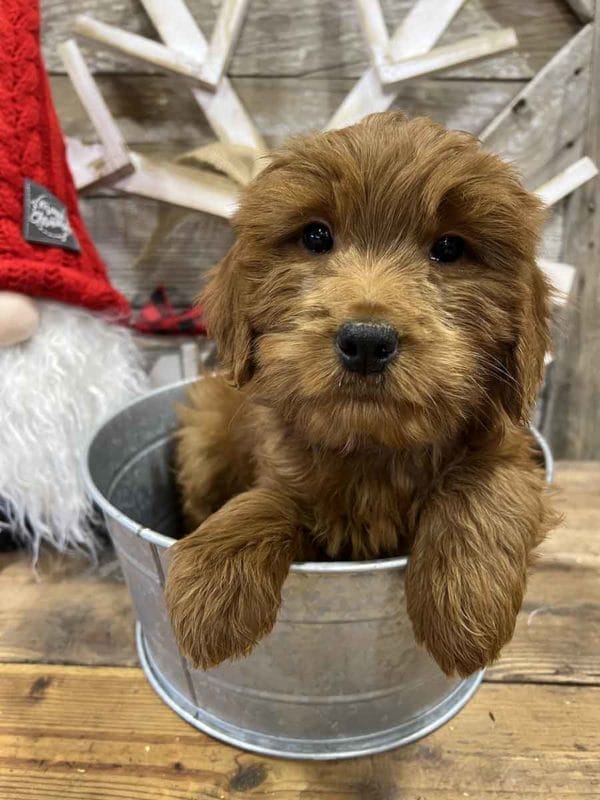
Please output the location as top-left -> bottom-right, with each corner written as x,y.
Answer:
0,1 -> 129,317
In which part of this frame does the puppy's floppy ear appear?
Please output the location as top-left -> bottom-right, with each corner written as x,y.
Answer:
502,264 -> 552,422
201,241 -> 254,386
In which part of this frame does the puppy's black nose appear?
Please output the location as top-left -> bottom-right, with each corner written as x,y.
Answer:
336,322 -> 399,375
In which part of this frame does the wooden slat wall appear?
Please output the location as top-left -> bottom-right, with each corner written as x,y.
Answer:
544,6 -> 600,459
42,0 -> 578,77
41,0 -> 598,456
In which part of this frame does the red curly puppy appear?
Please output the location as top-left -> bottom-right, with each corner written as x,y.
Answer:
166,112 -> 558,677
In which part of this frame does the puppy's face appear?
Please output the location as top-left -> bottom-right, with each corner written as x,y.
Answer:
204,113 -> 550,450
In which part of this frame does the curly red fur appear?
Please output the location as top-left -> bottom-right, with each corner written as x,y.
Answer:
165,112 -> 559,675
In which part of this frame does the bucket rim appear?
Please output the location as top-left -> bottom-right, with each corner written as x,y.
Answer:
84,378 -> 553,574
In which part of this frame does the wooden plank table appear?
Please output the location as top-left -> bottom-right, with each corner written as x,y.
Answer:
0,462 -> 598,799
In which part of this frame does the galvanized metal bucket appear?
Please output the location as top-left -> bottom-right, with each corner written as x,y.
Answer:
85,380 -> 553,760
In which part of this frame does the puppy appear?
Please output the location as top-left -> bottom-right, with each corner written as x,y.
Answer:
166,112 -> 558,677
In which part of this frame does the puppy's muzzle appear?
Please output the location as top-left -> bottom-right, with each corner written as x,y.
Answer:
336,322 -> 399,375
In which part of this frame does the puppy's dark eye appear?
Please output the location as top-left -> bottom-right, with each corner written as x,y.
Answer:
302,222 -> 333,254
430,234 -> 465,263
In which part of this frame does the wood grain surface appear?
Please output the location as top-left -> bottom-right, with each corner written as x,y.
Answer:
0,549 -> 136,667
0,461 -> 598,798
49,75 -> 522,160
544,5 -> 600,459
480,24 -> 593,187
0,665 -> 597,799
41,0 -> 579,79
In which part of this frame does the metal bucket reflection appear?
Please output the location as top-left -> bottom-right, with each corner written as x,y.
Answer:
85,380 -> 551,759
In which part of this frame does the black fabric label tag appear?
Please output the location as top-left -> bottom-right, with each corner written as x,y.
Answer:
23,179 -> 80,253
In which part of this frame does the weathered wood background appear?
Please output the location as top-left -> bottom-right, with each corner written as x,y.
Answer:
41,0 -> 600,458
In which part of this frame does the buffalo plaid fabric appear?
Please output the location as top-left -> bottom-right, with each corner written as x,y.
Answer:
132,286 -> 206,335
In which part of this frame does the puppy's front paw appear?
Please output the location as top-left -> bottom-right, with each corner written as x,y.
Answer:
405,558 -> 523,677
165,540 -> 283,669
165,492 -> 297,669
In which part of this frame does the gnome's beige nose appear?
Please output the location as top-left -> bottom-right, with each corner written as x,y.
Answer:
0,291 -> 40,346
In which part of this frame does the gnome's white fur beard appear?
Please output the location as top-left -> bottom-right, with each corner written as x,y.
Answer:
0,300 -> 148,559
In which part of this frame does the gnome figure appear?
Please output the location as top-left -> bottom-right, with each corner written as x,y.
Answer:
0,0 -> 147,557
